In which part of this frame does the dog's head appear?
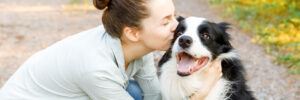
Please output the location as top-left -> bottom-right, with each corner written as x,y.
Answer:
171,16 -> 232,76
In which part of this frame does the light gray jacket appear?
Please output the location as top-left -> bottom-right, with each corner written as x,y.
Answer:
0,25 -> 161,100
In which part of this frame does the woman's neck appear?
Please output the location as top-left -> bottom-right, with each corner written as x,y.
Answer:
121,41 -> 153,70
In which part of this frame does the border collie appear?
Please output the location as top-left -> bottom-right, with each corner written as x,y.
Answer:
158,16 -> 255,100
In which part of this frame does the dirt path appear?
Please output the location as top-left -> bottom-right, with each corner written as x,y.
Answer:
0,0 -> 102,86
0,0 -> 299,99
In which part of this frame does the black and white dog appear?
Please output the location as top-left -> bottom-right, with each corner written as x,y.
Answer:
158,16 -> 255,100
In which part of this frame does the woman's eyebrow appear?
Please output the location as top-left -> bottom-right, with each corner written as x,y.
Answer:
162,10 -> 175,20
162,15 -> 172,20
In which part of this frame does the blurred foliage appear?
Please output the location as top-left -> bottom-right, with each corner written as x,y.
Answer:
69,0 -> 91,5
63,0 -> 94,11
210,0 -> 300,74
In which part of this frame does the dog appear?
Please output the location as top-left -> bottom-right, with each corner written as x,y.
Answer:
158,16 -> 255,100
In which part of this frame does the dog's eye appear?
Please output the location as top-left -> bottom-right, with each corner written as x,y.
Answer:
201,34 -> 210,39
204,34 -> 210,39
176,32 -> 183,37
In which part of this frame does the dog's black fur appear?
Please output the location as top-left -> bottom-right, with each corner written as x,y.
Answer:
158,16 -> 255,100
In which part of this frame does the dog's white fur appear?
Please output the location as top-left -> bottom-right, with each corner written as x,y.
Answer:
172,17 -> 213,61
159,17 -> 239,100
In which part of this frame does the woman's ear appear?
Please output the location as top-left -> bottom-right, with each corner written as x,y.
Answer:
123,27 -> 140,42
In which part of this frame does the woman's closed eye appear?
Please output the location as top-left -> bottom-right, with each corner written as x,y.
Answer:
162,19 -> 171,26
163,21 -> 170,26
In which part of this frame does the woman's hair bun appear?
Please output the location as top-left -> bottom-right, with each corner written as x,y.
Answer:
93,0 -> 111,10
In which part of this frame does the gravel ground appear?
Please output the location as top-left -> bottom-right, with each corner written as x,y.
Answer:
0,0 -> 299,100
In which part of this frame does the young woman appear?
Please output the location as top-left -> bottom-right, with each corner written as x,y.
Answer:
0,0 -> 222,100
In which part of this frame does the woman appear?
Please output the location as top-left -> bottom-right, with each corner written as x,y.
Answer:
0,0 -> 222,100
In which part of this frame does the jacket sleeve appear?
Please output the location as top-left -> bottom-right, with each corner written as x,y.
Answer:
134,53 -> 162,100
78,70 -> 134,100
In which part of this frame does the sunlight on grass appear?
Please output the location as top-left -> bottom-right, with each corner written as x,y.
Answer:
210,0 -> 300,74
63,0 -> 95,11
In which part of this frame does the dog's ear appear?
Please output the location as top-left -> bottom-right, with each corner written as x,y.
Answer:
217,22 -> 230,32
217,22 -> 231,41
176,16 -> 185,22
218,45 -> 232,54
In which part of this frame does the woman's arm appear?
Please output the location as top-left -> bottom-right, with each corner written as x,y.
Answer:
190,59 -> 223,100
134,53 -> 162,100
78,71 -> 134,100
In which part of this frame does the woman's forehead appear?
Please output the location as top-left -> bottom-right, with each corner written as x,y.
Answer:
147,0 -> 175,20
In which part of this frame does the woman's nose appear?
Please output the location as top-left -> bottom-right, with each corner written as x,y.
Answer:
171,18 -> 179,32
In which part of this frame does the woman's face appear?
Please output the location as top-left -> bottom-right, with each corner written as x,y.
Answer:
138,0 -> 178,51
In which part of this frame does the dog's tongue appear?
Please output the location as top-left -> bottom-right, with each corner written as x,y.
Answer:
177,55 -> 195,74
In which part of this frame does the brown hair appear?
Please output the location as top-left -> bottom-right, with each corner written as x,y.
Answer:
93,0 -> 150,37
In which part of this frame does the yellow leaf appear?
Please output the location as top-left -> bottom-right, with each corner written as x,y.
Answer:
290,18 -> 300,24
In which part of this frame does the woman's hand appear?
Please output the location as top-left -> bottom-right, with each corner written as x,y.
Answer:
190,59 -> 223,100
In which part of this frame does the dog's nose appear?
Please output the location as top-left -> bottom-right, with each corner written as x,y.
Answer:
179,36 -> 193,49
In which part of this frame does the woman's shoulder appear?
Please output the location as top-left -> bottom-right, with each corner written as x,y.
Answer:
60,25 -> 107,46
44,25 -> 111,52
35,25 -> 116,66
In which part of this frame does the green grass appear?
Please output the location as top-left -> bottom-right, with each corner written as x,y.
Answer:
64,0 -> 94,11
69,0 -> 91,5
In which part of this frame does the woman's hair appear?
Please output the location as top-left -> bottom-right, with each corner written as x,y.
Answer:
93,0 -> 150,37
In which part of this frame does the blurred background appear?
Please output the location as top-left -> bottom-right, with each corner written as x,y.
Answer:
0,0 -> 299,99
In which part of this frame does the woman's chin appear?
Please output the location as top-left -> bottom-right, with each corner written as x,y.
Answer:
162,42 -> 172,51
148,42 -> 170,51
160,45 -> 170,51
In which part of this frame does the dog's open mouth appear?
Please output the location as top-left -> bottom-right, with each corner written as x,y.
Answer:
176,52 -> 209,76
